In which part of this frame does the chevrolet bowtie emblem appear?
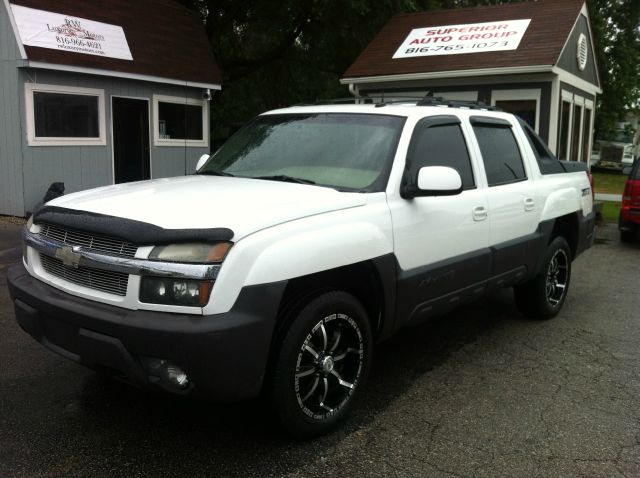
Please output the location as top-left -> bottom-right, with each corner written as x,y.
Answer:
54,246 -> 82,268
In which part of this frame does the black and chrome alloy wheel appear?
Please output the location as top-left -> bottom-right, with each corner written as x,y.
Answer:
545,248 -> 569,306
294,313 -> 364,421
271,291 -> 372,438
514,236 -> 572,320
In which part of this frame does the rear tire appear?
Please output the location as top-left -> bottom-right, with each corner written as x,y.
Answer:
514,236 -> 572,320
620,229 -> 635,243
270,291 -> 372,438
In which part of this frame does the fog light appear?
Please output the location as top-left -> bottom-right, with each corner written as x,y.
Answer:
141,357 -> 190,390
166,364 -> 189,388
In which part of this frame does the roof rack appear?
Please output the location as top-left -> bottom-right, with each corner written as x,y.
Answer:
416,96 -> 502,111
292,97 -> 375,106
290,95 -> 502,111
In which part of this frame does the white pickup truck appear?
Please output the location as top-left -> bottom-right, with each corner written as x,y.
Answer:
8,99 -> 595,437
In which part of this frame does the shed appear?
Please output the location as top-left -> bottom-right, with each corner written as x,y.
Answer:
0,0 -> 222,217
342,0 -> 600,164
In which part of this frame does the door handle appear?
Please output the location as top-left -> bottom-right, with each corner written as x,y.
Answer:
472,206 -> 488,221
524,197 -> 535,212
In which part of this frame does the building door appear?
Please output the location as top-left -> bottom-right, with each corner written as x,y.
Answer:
112,97 -> 150,183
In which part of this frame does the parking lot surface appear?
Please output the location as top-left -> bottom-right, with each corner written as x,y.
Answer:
1,220 -> 639,477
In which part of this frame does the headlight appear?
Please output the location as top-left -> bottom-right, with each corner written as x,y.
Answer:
140,277 -> 214,307
149,242 -> 231,263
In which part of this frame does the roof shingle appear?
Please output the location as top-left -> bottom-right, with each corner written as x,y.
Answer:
10,0 -> 221,86
343,0 -> 584,79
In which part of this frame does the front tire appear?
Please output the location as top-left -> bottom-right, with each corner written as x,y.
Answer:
514,236 -> 572,320
271,291 -> 372,438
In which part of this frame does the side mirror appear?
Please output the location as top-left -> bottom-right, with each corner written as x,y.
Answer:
195,154 -> 209,172
402,166 -> 463,198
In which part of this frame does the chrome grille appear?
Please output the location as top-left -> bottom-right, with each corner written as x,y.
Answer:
39,223 -> 138,258
40,253 -> 129,296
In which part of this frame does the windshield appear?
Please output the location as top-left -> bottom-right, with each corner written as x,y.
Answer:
612,131 -> 633,143
199,113 -> 406,192
599,131 -> 634,143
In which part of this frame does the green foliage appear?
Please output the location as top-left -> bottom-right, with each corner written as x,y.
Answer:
600,201 -> 621,223
177,0 -> 639,141
588,0 -> 640,137
591,171 -> 627,194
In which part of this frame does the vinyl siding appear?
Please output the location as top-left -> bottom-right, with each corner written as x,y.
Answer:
0,1 -> 25,216
556,14 -> 599,88
16,69 -> 209,215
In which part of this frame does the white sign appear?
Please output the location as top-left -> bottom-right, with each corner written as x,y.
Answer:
10,4 -> 133,61
393,19 -> 531,59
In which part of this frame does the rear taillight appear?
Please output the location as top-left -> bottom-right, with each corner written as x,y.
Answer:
623,179 -> 640,206
623,181 -> 632,204
588,172 -> 595,202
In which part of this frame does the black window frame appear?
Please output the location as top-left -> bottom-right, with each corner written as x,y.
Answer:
157,101 -> 204,141
403,115 -> 476,192
33,91 -> 100,139
470,116 -> 528,187
518,119 -> 565,175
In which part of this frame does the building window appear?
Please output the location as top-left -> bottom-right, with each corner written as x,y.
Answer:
570,103 -> 583,162
368,90 -> 477,104
25,84 -> 106,146
581,108 -> 593,163
436,91 -> 478,102
491,89 -> 541,132
153,95 -> 208,147
558,91 -> 593,163
494,100 -> 536,130
558,99 -> 572,160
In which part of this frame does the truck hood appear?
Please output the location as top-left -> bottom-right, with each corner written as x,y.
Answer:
46,176 -> 367,241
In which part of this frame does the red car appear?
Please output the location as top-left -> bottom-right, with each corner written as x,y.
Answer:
620,159 -> 640,242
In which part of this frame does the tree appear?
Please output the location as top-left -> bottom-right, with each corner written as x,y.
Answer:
177,0 -> 639,141
588,0 -> 640,137
177,0 -> 473,139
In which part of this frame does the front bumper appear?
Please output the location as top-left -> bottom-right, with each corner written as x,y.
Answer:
7,263 -> 286,401
619,208 -> 640,231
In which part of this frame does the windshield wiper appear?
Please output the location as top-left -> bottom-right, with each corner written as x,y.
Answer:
197,170 -> 236,177
254,175 -> 316,185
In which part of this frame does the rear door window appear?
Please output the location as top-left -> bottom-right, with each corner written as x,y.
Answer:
471,118 -> 526,187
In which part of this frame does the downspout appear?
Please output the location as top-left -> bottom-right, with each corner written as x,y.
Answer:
348,83 -> 359,98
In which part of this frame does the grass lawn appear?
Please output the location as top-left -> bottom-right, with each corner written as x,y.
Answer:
600,201 -> 621,223
591,171 -> 627,194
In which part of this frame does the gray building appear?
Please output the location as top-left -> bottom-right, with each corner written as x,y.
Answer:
1,0 -> 222,217
342,0 -> 600,164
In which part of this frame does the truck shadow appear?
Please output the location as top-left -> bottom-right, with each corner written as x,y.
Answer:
69,289 -> 518,475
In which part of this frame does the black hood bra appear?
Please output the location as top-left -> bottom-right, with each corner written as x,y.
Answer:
33,206 -> 234,246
